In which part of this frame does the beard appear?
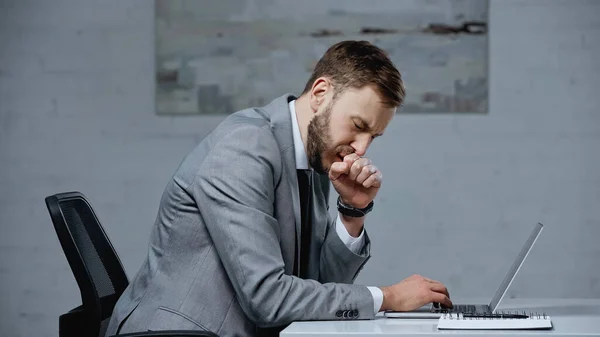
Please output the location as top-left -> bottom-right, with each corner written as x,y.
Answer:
306,101 -> 353,174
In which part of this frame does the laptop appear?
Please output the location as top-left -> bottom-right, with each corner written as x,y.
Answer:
385,222 -> 544,318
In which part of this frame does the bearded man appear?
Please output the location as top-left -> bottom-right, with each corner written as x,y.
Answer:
106,40 -> 452,337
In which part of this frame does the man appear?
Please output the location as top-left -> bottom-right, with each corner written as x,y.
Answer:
106,40 -> 452,337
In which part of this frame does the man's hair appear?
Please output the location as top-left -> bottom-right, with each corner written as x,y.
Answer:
302,40 -> 405,108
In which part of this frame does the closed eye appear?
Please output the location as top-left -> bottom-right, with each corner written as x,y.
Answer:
353,121 -> 364,130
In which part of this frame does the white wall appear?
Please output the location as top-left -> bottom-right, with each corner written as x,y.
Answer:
0,1 -> 599,336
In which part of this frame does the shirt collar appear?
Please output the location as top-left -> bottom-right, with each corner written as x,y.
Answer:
289,100 -> 309,170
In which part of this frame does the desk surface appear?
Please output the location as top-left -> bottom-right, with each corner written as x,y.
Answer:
280,299 -> 600,337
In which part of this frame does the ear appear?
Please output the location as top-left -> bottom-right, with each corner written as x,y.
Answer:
308,77 -> 332,113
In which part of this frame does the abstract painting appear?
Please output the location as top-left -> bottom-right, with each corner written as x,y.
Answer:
155,0 -> 488,114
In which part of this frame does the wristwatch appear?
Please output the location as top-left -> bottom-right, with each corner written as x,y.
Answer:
337,196 -> 374,218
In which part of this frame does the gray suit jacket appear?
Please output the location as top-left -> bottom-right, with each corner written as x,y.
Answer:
106,94 -> 375,337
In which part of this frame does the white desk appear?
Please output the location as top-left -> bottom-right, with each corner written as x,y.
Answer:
281,299 -> 600,337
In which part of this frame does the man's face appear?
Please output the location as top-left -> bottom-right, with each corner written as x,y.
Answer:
306,85 -> 396,174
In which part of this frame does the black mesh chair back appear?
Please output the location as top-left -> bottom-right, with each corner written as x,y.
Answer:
46,192 -> 219,337
46,192 -> 129,337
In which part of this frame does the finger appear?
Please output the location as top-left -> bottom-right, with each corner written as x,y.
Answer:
429,292 -> 453,309
343,153 -> 360,164
424,278 -> 450,295
424,278 -> 450,298
429,283 -> 450,298
361,171 -> 382,188
328,161 -> 349,181
349,158 -> 372,180
355,164 -> 376,184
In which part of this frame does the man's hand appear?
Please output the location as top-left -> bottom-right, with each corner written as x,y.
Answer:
379,274 -> 453,312
329,153 -> 382,209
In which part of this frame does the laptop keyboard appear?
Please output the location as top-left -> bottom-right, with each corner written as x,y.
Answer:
453,304 -> 478,313
437,304 -> 479,313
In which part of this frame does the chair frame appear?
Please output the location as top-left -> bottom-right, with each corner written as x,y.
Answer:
46,191 -> 218,337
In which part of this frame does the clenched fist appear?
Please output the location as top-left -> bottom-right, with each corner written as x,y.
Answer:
328,153 -> 382,209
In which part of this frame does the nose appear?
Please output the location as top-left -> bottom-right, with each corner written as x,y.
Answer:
351,135 -> 371,157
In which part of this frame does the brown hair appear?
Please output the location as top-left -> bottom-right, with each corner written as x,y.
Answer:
302,40 -> 405,108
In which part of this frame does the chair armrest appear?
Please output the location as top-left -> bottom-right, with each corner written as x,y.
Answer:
111,331 -> 219,337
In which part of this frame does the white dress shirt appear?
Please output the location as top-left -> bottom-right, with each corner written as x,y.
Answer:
289,100 -> 384,314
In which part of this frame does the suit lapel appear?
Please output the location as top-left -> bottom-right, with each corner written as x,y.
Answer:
260,94 -> 302,273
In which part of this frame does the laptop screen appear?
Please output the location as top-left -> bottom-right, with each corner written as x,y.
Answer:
488,222 -> 544,312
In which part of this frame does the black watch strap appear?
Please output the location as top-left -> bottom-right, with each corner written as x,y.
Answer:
337,196 -> 374,218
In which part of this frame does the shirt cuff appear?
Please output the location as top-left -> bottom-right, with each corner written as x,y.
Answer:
335,212 -> 365,254
367,286 -> 384,314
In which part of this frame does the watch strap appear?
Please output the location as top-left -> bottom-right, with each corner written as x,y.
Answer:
337,196 -> 374,217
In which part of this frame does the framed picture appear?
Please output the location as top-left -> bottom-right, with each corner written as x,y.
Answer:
155,0 -> 488,114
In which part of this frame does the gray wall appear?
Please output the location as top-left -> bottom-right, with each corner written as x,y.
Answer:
0,1 -> 599,336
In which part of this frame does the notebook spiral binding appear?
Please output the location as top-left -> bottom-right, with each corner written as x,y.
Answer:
442,311 -> 549,320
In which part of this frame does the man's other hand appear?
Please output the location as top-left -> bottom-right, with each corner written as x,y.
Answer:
379,274 -> 453,312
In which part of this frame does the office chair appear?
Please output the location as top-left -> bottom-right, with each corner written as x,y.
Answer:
45,192 -> 218,337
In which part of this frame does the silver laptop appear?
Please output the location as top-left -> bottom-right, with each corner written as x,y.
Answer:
385,222 -> 544,318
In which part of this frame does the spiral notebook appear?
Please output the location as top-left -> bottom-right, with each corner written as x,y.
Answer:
437,312 -> 553,330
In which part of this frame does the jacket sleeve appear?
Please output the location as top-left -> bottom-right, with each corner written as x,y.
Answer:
319,216 -> 371,284
315,173 -> 372,284
190,124 -> 374,327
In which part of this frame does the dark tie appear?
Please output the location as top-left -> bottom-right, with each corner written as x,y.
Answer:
295,169 -> 313,278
